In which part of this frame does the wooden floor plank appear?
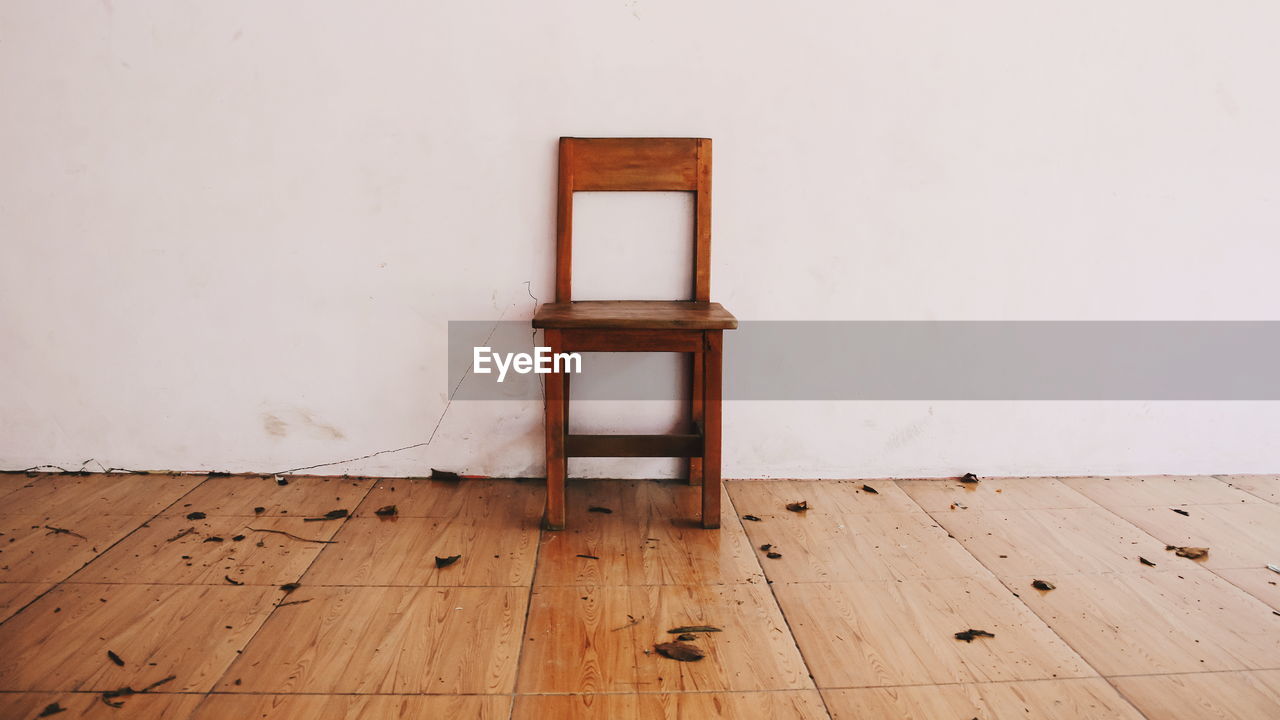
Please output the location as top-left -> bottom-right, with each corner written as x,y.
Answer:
0,513 -> 148,583
1214,567 -> 1280,611
0,692 -> 204,720
517,584 -> 813,693
191,694 -> 512,719
303,516 -> 538,586
166,474 -> 373,517
727,479 -> 921,517
1215,474 -> 1280,503
774,577 -> 1096,688
0,473 -> 202,518
1102,503 -> 1280,570
1112,669 -> 1280,720
0,583 -> 277,692
933,507 -> 1172,576
823,678 -> 1146,719
739,510 -> 990,583
217,586 -> 525,694
1009,569 -> 1280,675
897,476 -> 1096,512
355,477 -> 545,520
69,514 -> 342,585
512,691 -> 829,720
0,582 -> 53,623
1062,475 -> 1262,508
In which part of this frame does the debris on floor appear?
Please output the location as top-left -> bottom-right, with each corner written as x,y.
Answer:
253,507 -> 265,514
431,468 -> 461,482
107,650 -> 125,666
274,475 -> 288,486
654,641 -> 705,662
280,582 -> 300,594
759,544 -> 772,551
742,514 -> 762,522
576,554 -> 599,560
277,599 -> 311,608
861,484 -> 879,494
766,551 -> 782,559
303,509 -> 348,522
247,528 -> 335,544
1171,508 -> 1190,516
43,525 -> 87,540
611,614 -> 642,631
231,534 -> 245,541
785,501 -> 808,512
100,675 -> 176,708
185,512 -> 206,520
954,628 -> 995,642
37,702 -> 65,717
588,506 -> 613,514
374,505 -> 398,517
1031,579 -> 1056,591
435,554 -> 462,568
224,575 -> 243,585
1169,546 -> 1209,560
165,527 -> 196,542
960,472 -> 980,484
676,633 -> 697,641
1139,557 -> 1157,567
667,625 -> 722,634
1267,564 -> 1280,575
203,536 -> 224,543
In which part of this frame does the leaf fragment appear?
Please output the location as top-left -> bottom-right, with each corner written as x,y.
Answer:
667,625 -> 722,634
654,641 -> 705,662
435,554 -> 462,568
861,484 -> 879,494
1031,579 -> 1055,591
107,650 -> 125,666
785,501 -> 808,512
954,628 -> 995,642
374,505 -> 398,517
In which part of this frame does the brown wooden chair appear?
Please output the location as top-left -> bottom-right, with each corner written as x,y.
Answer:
532,137 -> 736,530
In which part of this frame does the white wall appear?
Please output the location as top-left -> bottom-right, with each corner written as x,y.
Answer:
2,1 -> 1278,479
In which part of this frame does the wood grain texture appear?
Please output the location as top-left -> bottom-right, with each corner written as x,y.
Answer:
0,583 -> 276,691
0,582 -> 51,623
823,678 -> 1147,720
513,691 -> 829,720
1214,567 -> 1280,610
737,511 -> 989,583
1062,474 -> 1263,508
728,479 -> 923,517
69,514 -> 342,585
566,137 -> 700,192
534,482 -> 757,586
518,583 -> 812,693
191,694 -> 512,720
0,473 -> 201,518
219,586 -> 525,693
897,476 -> 1096,512
0,513 -> 148,582
533,301 -> 737,330
1215,473 -> 1280,503
303,516 -> 538,586
933,507 -> 1174,576
166,474 -> 373,517
1101,502 -> 1280,570
1112,669 -> 1280,720
355,477 -> 544,520
0,692 -> 205,720
1010,568 -> 1280,675
775,577 -> 1095,688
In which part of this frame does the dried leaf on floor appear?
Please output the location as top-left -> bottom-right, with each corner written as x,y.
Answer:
1139,557 -> 1157,567
785,501 -> 809,512
280,582 -> 300,594
374,505 -> 398,517
676,633 -> 697,641
37,702 -> 66,717
224,575 -> 243,586
1172,546 -> 1209,559
766,551 -> 782,559
960,472 -> 980,484
203,536 -> 224,543
431,468 -> 461,482
742,514 -> 762,522
435,554 -> 462,568
107,650 -> 125,666
654,641 -> 706,662
759,544 -> 772,551
231,534 -> 245,541
248,528 -> 335,544
1171,508 -> 1190,516
303,509 -> 349,522
43,525 -> 88,540
185,512 -> 206,520
1031,579 -> 1056,591
576,554 -> 599,560
253,507 -> 265,514
861,485 -> 879,494
588,506 -> 613,514
667,625 -> 723,634
954,628 -> 996,642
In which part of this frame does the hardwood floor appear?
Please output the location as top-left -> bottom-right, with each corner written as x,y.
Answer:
0,472 -> 1277,719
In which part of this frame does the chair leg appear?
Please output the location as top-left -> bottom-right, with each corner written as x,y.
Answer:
544,329 -> 566,531
701,331 -> 723,529
688,346 -> 704,486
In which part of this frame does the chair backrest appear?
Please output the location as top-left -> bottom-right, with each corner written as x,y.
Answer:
555,137 -> 712,303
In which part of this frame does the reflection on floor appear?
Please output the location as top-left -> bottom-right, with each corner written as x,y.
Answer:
0,471 -> 1278,719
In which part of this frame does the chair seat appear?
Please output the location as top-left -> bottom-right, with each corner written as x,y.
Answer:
533,300 -> 737,330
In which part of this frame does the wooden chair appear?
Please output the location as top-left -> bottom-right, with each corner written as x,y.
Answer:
533,137 -> 737,530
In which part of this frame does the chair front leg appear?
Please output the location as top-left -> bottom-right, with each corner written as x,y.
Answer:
544,329 -> 567,530
701,330 -> 723,529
